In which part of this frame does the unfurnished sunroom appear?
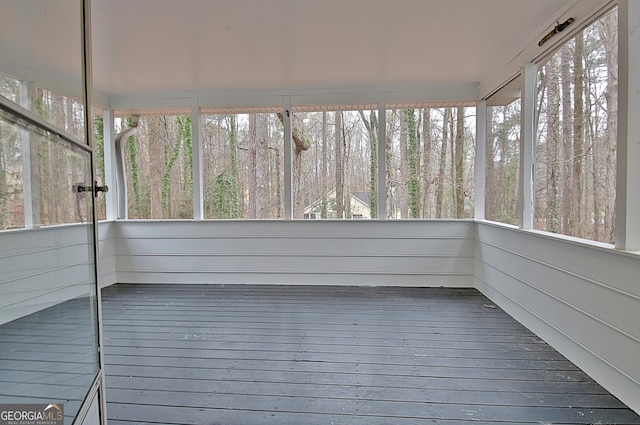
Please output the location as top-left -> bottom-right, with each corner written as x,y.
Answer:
1,0 -> 639,424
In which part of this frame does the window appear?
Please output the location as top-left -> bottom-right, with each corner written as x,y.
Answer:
386,106 -> 476,219
291,107 -> 376,219
120,114 -> 193,219
535,8 -> 618,243
201,111 -> 284,219
31,85 -> 85,142
486,77 -> 522,225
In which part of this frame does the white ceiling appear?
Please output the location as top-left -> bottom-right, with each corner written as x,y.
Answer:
1,0 -> 606,107
91,0 -> 570,99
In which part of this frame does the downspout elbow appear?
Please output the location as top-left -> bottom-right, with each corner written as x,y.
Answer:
114,116 -> 139,219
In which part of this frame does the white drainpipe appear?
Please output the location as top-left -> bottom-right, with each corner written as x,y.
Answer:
114,116 -> 139,219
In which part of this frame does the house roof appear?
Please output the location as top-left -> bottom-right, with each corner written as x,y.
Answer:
304,189 -> 371,214
1,0 -> 610,110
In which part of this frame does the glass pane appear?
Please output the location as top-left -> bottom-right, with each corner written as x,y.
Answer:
0,108 -> 92,229
31,85 -> 85,142
0,73 -> 20,104
0,110 -> 24,229
386,107 -> 475,219
0,0 -> 85,142
486,76 -> 522,225
120,115 -> 194,219
94,113 -> 106,221
535,8 -> 617,243
0,109 -> 99,424
292,108 -> 375,220
202,113 -> 284,219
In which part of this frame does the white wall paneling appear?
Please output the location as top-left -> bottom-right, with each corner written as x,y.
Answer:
98,221 -> 117,288
475,221 -> 640,414
0,225 -> 95,325
114,220 -> 475,287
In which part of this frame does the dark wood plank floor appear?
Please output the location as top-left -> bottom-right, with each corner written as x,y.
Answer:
101,284 -> 640,425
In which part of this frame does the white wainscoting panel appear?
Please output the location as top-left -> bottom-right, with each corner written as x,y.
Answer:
0,224 -> 95,325
474,221 -> 640,414
114,220 -> 476,287
98,221 -> 117,288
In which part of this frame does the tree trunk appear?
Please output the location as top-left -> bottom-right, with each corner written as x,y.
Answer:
422,108 -> 432,217
270,145 -> 282,219
454,107 -> 465,218
436,108 -> 450,218
399,110 -> 408,218
485,107 -> 495,220
407,109 -> 420,218
321,112 -> 328,218
599,11 -> 618,243
385,112 -> 394,218
178,115 -> 192,218
546,55 -> 561,233
276,112 -> 310,218
572,32 -> 585,237
229,114 -> 241,217
247,114 -> 257,218
359,110 -> 378,218
335,111 -> 344,218
560,44 -> 573,234
161,117 -> 183,218
256,114 -> 269,218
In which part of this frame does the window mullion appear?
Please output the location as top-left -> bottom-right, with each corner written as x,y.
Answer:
520,62 -> 537,230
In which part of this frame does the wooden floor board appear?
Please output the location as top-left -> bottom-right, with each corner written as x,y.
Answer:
102,284 -> 640,424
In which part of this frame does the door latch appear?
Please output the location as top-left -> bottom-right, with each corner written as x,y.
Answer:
73,181 -> 109,197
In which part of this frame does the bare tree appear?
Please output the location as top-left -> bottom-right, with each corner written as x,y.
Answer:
335,111 -> 344,218
454,107 -> 465,217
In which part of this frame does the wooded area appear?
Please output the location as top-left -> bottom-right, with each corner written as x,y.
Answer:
535,9 -> 617,243
0,10 -> 618,244
119,106 -> 475,221
484,9 -> 617,244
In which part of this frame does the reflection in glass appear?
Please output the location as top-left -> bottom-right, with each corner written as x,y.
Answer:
0,109 -> 99,424
0,109 -> 92,228
0,73 -> 20,103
